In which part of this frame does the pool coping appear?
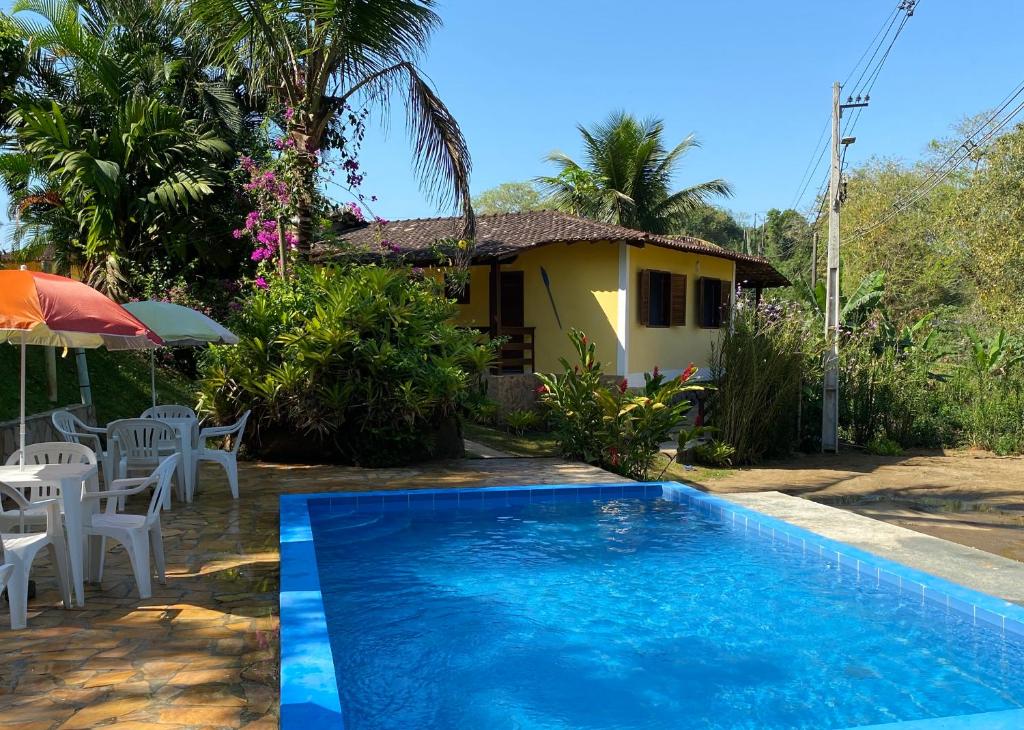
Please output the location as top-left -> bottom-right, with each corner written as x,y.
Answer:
280,481 -> 1024,729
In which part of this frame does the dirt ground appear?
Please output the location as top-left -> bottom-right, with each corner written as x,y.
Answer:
694,449 -> 1024,563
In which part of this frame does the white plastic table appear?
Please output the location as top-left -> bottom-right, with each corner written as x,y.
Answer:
0,461 -> 99,607
160,417 -> 198,502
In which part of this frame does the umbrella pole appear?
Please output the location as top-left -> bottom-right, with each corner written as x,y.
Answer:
151,350 -> 157,408
19,332 -> 26,469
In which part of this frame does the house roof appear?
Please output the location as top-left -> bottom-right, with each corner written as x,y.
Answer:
316,210 -> 790,288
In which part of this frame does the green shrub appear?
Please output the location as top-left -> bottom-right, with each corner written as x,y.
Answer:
465,393 -> 500,425
197,264 -> 495,466
865,435 -> 903,456
692,440 -> 736,467
840,330 -> 945,448
710,299 -> 823,462
537,330 -> 700,479
504,409 -> 541,435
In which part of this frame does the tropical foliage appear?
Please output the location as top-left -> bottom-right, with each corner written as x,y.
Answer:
538,111 -> 732,234
197,264 -> 496,466
536,330 -> 700,479
1,0 -> 248,297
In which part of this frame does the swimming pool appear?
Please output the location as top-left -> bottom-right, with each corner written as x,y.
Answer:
280,483 -> 1024,729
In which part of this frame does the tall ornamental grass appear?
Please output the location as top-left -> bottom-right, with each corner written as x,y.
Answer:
709,300 -> 823,463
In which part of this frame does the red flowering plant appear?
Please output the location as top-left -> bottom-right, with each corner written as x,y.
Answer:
536,330 -> 702,479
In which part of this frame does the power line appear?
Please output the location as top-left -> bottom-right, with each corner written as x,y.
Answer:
791,1 -> 917,212
791,118 -> 830,209
845,6 -> 902,95
846,84 -> 1024,241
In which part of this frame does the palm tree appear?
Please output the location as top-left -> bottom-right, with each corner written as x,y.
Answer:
538,111 -> 732,234
1,0 -> 241,296
191,0 -> 474,255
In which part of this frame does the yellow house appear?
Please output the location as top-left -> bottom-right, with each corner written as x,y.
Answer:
329,211 -> 787,385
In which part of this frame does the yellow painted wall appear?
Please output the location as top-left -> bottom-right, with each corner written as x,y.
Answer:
449,265 -> 491,327
626,245 -> 733,377
451,242 -> 620,372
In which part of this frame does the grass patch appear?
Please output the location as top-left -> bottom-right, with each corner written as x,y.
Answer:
463,422 -> 559,457
0,345 -> 196,425
651,453 -> 736,483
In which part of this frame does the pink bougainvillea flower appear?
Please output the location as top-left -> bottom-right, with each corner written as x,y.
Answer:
254,276 -> 268,289
231,229 -> 245,239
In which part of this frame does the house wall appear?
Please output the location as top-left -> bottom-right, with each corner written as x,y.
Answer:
447,241 -> 734,382
625,245 -> 735,385
451,242 -> 620,373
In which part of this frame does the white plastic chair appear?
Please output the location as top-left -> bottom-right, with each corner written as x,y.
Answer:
52,410 -> 114,487
141,405 -> 197,422
0,484 -> 73,630
107,419 -> 180,508
2,443 -> 98,532
84,454 -> 178,600
194,411 -> 250,499
0,563 -> 12,624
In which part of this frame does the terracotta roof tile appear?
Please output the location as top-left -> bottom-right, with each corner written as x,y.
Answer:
315,210 -> 789,287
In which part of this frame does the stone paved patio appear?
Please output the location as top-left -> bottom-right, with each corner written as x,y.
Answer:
0,457 -> 620,729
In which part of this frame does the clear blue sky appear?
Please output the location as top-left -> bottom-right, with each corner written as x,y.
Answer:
3,0 -> 1024,231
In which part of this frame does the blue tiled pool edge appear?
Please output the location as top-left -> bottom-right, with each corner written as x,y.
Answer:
279,493 -> 343,728
279,482 -> 1024,730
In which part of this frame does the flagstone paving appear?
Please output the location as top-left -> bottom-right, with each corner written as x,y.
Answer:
0,456 -> 620,729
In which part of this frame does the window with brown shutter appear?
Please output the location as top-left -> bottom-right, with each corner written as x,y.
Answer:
639,270 -> 685,328
670,274 -> 687,326
638,270 -> 651,326
696,278 -> 733,328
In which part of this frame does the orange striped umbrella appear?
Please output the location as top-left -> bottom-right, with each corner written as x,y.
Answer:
0,268 -> 161,466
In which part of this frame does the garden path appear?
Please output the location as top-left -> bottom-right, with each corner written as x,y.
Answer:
699,450 -> 1024,563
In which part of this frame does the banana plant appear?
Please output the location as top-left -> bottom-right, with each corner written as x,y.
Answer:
964,328 -> 1023,380
798,269 -> 886,328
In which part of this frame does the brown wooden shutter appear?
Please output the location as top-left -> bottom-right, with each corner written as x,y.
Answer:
695,277 -> 706,327
669,274 -> 687,326
638,270 -> 651,326
719,279 -> 732,326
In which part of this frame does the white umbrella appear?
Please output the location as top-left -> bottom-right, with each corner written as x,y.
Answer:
122,301 -> 239,407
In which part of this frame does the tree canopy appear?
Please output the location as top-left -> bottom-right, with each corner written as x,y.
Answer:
472,181 -> 546,215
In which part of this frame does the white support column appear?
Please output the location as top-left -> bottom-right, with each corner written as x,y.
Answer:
616,242 -> 630,377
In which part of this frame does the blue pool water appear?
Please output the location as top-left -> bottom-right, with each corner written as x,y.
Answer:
308,495 -> 1024,729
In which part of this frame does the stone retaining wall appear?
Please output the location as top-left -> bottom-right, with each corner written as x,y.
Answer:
0,404 -> 96,461
483,373 -> 542,414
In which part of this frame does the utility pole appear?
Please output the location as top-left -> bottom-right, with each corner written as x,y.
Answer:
811,231 -> 818,287
822,82 -> 868,453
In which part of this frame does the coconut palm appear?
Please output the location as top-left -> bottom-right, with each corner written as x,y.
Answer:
191,0 -> 474,255
538,111 -> 732,234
